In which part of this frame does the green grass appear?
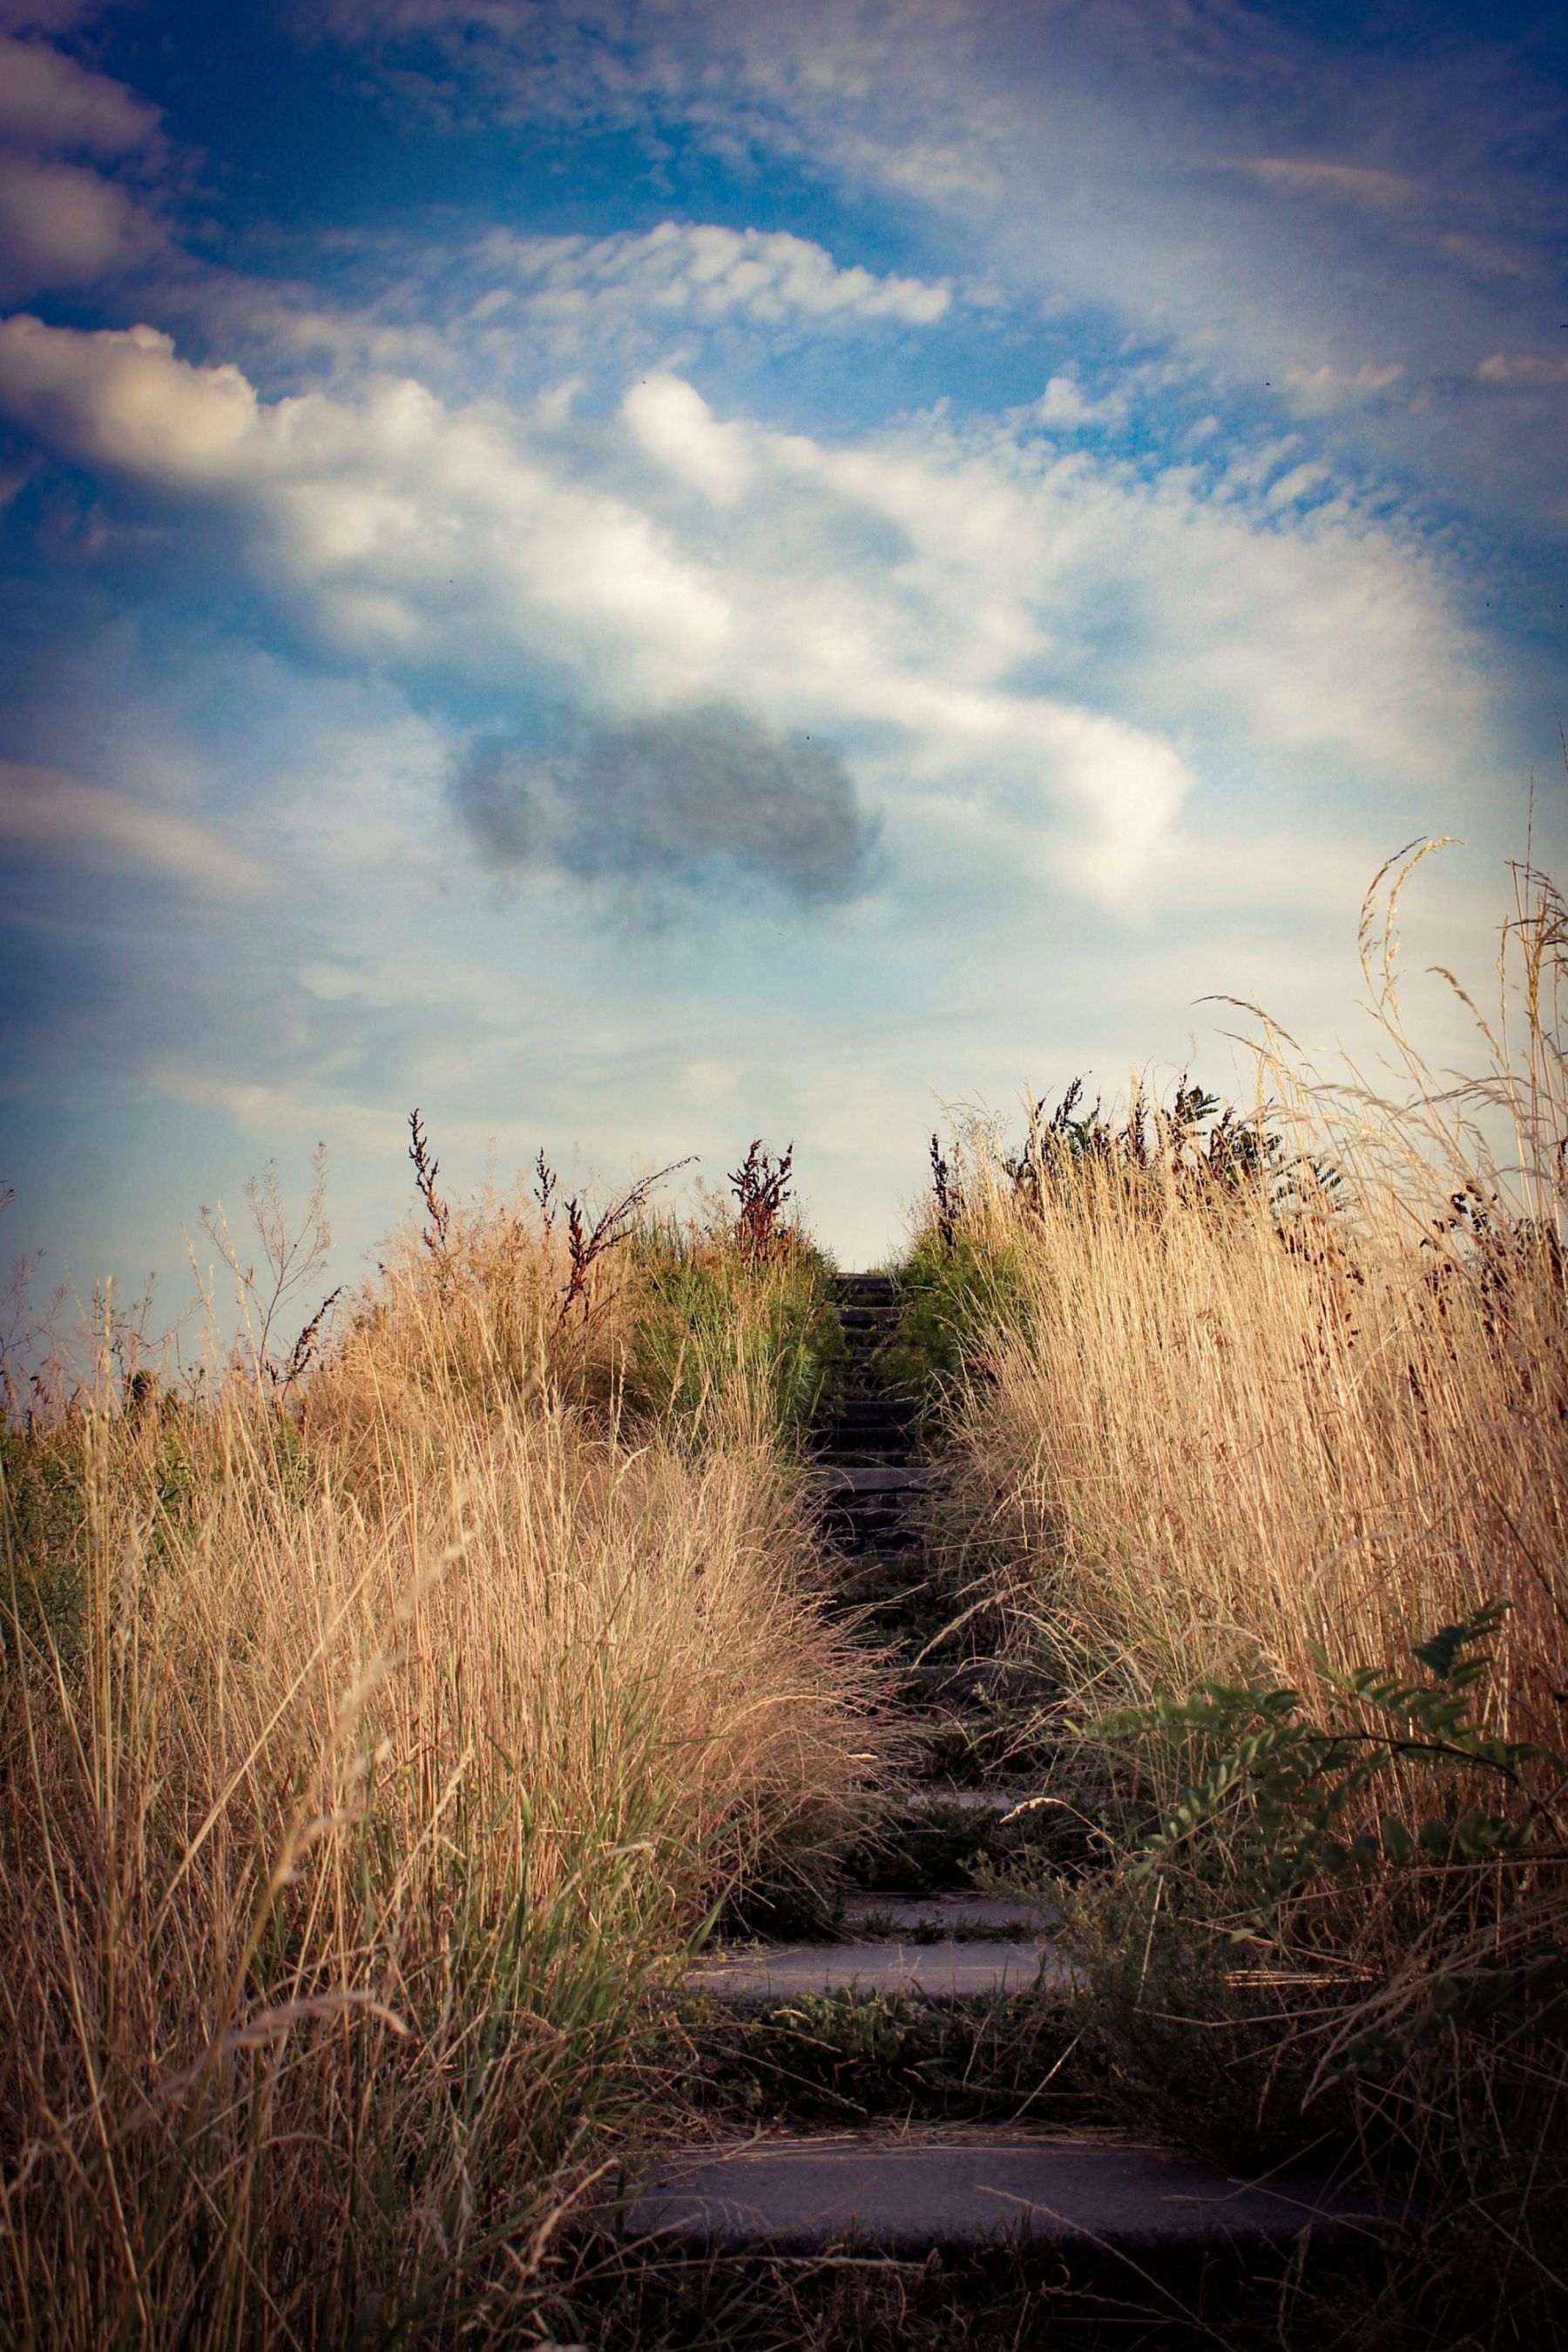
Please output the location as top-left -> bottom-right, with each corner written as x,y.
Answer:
624,1222 -> 848,1446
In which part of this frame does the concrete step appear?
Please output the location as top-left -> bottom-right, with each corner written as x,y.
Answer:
624,2128 -> 1375,2254
817,1419 -> 916,1439
833,1397 -> 920,1425
893,1784 -> 1033,1815
686,1937 -> 1070,2003
822,1505 -> 923,1537
855,1785 -> 1081,1890
896,1659 -> 1046,1714
822,1439 -> 921,1458
841,1890 -> 1057,1934
813,1465 -> 943,1494
829,1521 -> 924,1554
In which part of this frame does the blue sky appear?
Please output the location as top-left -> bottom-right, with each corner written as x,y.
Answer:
1,0 -> 1565,1300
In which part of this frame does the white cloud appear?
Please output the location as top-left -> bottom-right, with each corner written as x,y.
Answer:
0,318 -> 1490,913
0,32 -> 159,153
1033,375 -> 1123,430
0,156 -> 159,298
0,315 -> 257,475
0,24 -> 163,300
0,314 -> 733,690
0,760 -> 269,894
1477,350 -> 1568,389
1283,358 -> 1404,412
624,372 -> 749,502
312,0 -> 1568,550
486,220 -> 951,332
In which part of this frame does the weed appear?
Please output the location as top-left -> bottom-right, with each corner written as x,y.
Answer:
730,1138 -> 796,1265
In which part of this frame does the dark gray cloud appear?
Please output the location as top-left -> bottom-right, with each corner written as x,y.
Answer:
452,701 -> 878,906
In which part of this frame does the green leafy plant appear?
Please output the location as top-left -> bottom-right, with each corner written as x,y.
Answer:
1090,1605 -> 1568,2064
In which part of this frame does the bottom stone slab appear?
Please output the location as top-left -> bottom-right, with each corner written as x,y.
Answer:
686,1937 -> 1070,2000
623,2131 -> 1375,2255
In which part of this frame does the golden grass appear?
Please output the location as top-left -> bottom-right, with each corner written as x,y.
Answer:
916,854 -> 1568,2308
931,853 -> 1567,1752
0,1198 -> 878,2349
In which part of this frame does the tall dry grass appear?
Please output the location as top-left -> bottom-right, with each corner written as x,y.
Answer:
912,853 -> 1568,2316
928,852 -> 1566,1753
0,1185 -> 878,2350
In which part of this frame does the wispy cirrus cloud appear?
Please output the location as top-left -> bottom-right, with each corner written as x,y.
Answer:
304,0 -> 1568,539
1234,158 -> 1418,213
0,760 -> 267,895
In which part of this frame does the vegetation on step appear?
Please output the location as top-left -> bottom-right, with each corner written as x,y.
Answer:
847,1789 -> 1103,1890
1060,1605 -> 1566,2183
680,1983 -> 1093,2124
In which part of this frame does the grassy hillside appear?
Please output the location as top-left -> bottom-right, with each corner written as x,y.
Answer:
1,856 -> 1564,2349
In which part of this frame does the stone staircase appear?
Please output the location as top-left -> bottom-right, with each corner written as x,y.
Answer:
617,1273 -> 1373,2328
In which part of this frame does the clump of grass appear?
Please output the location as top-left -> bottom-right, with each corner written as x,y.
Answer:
622,1140 -> 847,1450
0,1137 -> 882,2349
306,1127 -> 690,1471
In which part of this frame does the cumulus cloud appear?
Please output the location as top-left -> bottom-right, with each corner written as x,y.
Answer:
623,372 -> 749,501
453,703 -> 878,905
0,319 -> 1488,912
0,314 -> 258,476
0,22 -> 163,300
1283,358 -> 1404,411
0,316 -> 731,688
0,160 -> 159,299
1033,375 -> 1124,430
484,220 -> 950,331
0,32 -> 159,152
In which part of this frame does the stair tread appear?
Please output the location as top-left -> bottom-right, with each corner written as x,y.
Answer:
889,1782 -> 1032,1812
623,2128 -> 1375,2252
687,1936 -> 1069,2001
822,1439 -> 921,1458
814,1464 -> 943,1492
841,1891 -> 1057,1931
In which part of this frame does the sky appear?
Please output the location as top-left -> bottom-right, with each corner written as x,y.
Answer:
0,0 -> 1565,1306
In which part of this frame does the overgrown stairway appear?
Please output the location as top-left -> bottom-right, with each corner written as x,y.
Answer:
616,1273 -> 1370,2334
